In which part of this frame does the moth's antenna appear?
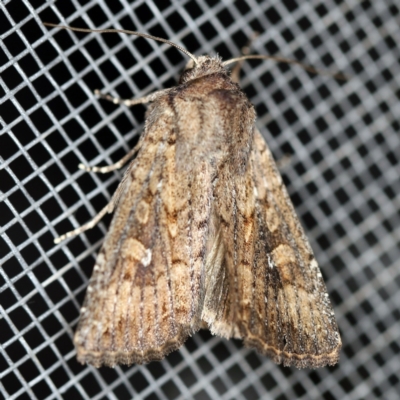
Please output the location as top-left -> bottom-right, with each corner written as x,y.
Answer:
43,23 -> 198,66
223,54 -> 347,80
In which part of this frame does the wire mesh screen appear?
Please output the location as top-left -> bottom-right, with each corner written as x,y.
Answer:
1,0 -> 400,399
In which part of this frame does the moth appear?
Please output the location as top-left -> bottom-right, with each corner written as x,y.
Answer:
48,24 -> 341,368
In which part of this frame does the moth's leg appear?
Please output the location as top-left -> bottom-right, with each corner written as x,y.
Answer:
94,87 -> 171,107
54,159 -> 134,244
54,201 -> 111,244
54,153 -> 135,244
231,33 -> 259,83
78,142 -> 141,174
78,88 -> 171,173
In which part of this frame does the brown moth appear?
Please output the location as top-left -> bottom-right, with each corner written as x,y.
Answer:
49,24 -> 341,368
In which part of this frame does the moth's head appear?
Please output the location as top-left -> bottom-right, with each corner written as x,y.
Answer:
179,55 -> 228,84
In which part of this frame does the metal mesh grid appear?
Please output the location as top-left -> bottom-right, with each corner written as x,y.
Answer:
1,0 -> 400,399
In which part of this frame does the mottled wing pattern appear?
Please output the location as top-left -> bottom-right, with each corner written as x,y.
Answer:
74,99 -> 209,367
203,129 -> 341,368
73,56 -> 340,368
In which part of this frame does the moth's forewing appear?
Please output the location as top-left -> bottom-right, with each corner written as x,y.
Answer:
74,56 -> 340,368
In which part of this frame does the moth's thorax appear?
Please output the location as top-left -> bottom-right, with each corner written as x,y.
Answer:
179,55 -> 229,83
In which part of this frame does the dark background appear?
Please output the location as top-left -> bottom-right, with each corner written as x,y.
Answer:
1,1 -> 400,399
